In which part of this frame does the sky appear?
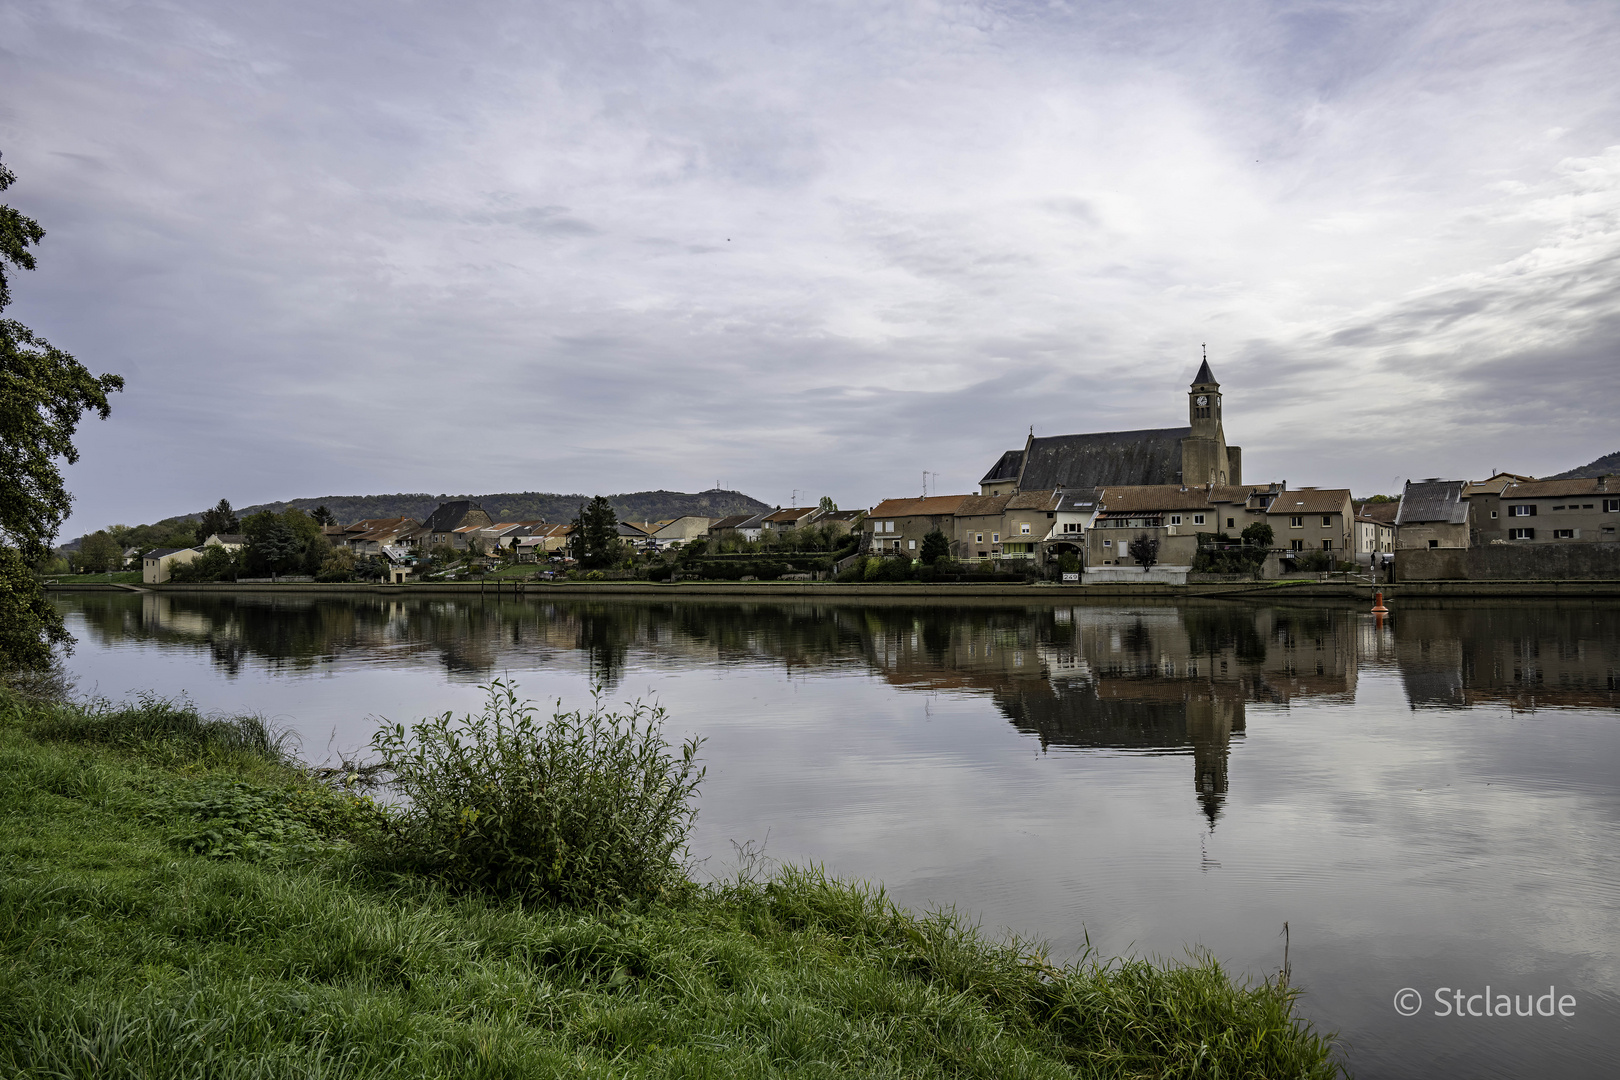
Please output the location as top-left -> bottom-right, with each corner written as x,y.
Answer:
4,0 -> 1618,536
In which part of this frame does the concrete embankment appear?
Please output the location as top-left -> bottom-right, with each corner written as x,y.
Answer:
45,578 -> 1620,601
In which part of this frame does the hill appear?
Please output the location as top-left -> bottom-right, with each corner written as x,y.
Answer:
1548,450 -> 1620,480
218,489 -> 771,528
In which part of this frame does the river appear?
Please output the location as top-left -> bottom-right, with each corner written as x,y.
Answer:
51,590 -> 1620,1078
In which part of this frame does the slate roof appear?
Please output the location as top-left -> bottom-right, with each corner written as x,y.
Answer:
978,449 -> 1025,486
421,501 -> 483,533
1395,480 -> 1469,526
1016,427 -> 1192,491
1056,488 -> 1103,512
145,547 -> 193,559
1193,358 -> 1217,386
707,514 -> 754,531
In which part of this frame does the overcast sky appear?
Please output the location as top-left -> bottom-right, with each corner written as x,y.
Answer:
5,0 -> 1618,534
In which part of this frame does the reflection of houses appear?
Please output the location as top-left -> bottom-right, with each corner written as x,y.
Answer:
1394,605 -> 1619,711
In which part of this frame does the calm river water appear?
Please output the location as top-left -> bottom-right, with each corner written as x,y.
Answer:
52,591 -> 1620,1079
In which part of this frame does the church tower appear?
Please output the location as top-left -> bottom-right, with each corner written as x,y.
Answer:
1180,348 -> 1240,486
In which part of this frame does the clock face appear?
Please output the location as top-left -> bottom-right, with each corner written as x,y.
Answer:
1196,395 -> 1209,406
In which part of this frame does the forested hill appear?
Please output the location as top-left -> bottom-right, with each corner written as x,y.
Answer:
231,489 -> 772,527
1549,451 -> 1620,479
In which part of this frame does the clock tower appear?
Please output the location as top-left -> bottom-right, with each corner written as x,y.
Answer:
1180,347 -> 1241,486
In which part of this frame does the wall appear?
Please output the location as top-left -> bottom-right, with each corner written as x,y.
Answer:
1396,543 -> 1620,581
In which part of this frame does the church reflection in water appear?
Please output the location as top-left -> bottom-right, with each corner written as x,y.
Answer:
60,592 -> 1619,826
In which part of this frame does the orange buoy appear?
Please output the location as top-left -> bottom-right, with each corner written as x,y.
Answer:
1371,591 -> 1389,614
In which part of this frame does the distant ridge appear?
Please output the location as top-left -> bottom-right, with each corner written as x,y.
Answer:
224,489 -> 771,528
1548,451 -> 1620,480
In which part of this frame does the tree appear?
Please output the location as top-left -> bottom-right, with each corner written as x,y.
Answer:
1127,533 -> 1160,571
818,495 -> 837,512
1,154 -> 124,674
243,512 -> 303,576
570,496 -> 621,569
196,499 -> 239,539
920,529 -> 951,565
1240,521 -> 1274,548
78,530 -> 123,574
310,505 -> 335,527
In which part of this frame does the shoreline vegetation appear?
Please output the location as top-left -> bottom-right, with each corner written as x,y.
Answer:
0,686 -> 1347,1078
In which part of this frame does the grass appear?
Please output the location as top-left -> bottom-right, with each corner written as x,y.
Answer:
40,571 -> 142,585
0,690 -> 1347,1078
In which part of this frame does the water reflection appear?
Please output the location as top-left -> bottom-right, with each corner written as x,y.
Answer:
60,593 -> 1620,829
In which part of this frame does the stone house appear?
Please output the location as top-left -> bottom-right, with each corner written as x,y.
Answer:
647,516 -> 714,549
1394,480 -> 1471,549
1354,514 -> 1395,565
762,507 -> 824,535
865,495 -> 971,557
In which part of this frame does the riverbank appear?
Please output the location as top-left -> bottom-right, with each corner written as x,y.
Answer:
0,689 -> 1344,1078
46,577 -> 1620,600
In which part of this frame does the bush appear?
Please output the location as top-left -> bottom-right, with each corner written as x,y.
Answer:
646,563 -> 674,582
371,681 -> 704,906
1295,549 -> 1334,572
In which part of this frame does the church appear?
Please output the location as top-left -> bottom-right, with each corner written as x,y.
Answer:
978,357 -> 1241,495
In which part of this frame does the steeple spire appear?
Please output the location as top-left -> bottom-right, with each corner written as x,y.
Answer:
1193,343 -> 1216,387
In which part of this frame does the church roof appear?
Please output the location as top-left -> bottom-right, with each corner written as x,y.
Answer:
1016,427 -> 1191,491
1193,358 -> 1217,386
979,449 -> 1025,486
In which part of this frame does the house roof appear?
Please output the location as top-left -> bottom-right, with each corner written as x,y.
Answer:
1265,488 -> 1353,515
209,533 -> 246,545
1396,480 -> 1469,526
1056,488 -> 1103,512
818,509 -> 863,521
707,514 -> 753,531
954,494 -> 1011,517
1095,486 -> 1218,514
1498,477 -> 1616,499
1016,428 -> 1192,491
348,516 -> 416,534
145,547 -> 193,559
421,501 -> 483,533
763,507 -> 819,524
869,495 -> 972,518
979,449 -> 1025,486
1357,501 -> 1401,523
1007,490 -> 1063,511
617,522 -> 652,537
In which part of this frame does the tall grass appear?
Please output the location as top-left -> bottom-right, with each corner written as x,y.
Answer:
0,686 -> 1347,1077
372,680 -> 705,906
29,690 -> 289,765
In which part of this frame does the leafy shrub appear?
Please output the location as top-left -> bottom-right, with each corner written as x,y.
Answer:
371,680 -> 704,906
1295,549 -> 1334,572
149,779 -> 385,861
864,556 -> 913,583
646,564 -> 674,582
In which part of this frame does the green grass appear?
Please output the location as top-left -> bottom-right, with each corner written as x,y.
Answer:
40,571 -> 142,585
0,692 -> 1346,1078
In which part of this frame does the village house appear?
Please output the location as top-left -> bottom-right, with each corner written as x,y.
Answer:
864,495 -> 971,557
142,546 -> 200,584
707,513 -> 768,543
202,532 -> 247,552
647,516 -> 714,549
1470,476 -> 1619,545
1394,480 -> 1471,549
1354,513 -> 1395,565
419,501 -> 494,549
1265,488 -> 1354,560
342,517 -> 421,556
761,507 -> 824,535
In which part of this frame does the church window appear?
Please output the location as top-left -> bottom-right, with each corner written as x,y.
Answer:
1290,516 -> 1303,528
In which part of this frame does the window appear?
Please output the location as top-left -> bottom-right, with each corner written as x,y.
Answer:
1491,511 -> 1498,518
1509,505 -> 1535,517
1290,516 -> 1303,528
1227,518 -> 1235,528
908,539 -> 916,549
1553,529 -> 1575,539
1322,515 -> 1333,526
1194,514 -> 1205,525
1582,504 -> 1594,509
1103,539 -> 1112,548
891,539 -> 901,549
1170,515 -> 1182,525
975,533 -> 983,543
1020,523 -> 1030,534
992,533 -> 999,543
1290,540 -> 1303,551
1428,539 -> 1438,549
1553,505 -> 1565,511
1509,527 -> 1534,540
1322,539 -> 1333,551
1605,500 -> 1619,513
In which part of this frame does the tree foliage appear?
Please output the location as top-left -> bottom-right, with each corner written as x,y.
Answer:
920,529 -> 951,565
570,496 -> 621,570
77,530 -> 124,574
197,499 -> 239,539
1240,521 -> 1274,548
1127,533 -> 1160,570
1,155 -> 123,673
